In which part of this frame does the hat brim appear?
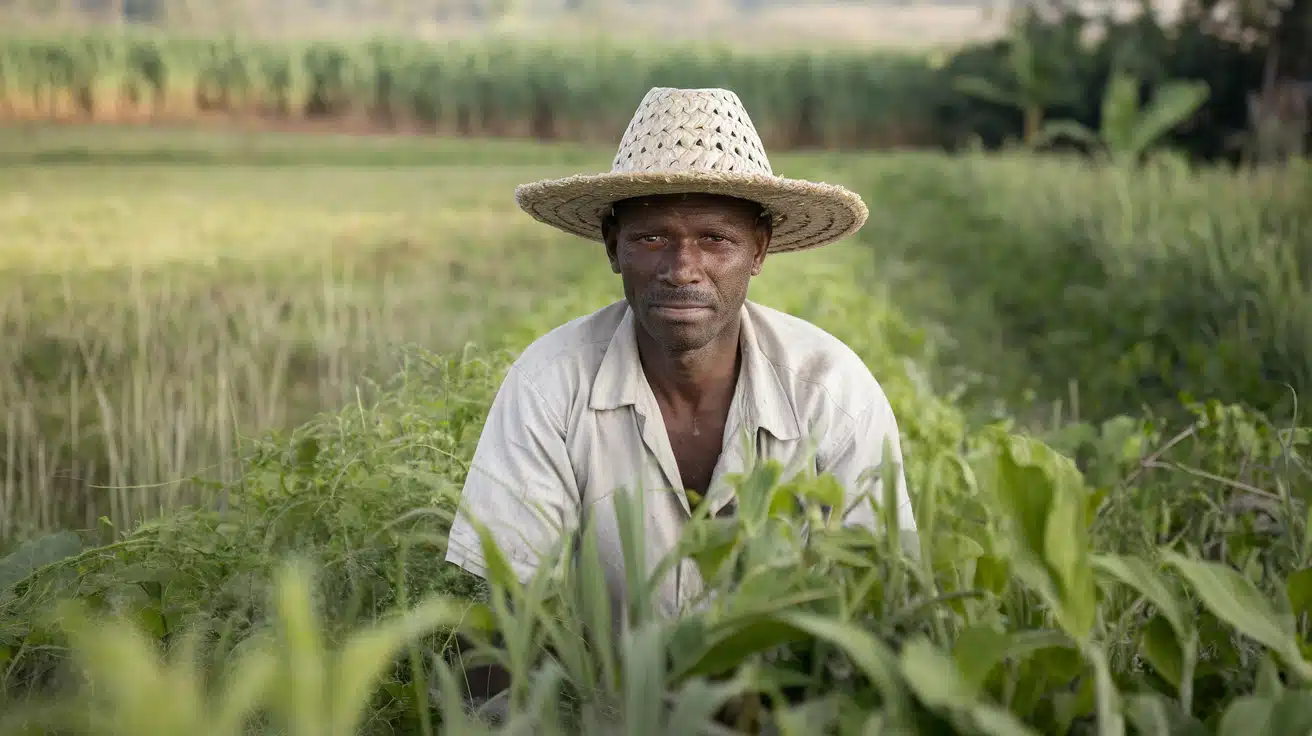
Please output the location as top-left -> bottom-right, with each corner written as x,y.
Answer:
514,170 -> 868,254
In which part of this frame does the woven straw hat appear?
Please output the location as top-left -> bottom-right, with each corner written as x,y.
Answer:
514,87 -> 868,254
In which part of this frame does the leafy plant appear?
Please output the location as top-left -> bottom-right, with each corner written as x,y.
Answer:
1039,69 -> 1211,165
1,402 -> 1309,734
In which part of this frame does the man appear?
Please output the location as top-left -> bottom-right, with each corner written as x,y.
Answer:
444,87 -> 917,621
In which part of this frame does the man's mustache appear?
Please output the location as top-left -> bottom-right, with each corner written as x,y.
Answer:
643,289 -> 716,309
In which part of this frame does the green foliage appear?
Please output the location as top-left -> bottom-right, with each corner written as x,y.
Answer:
0,380 -> 1307,734
1039,69 -> 1212,164
855,150 -> 1312,426
0,127 -> 1308,733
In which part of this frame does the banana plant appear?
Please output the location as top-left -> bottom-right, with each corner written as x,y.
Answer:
952,16 -> 1085,147
1037,68 -> 1211,166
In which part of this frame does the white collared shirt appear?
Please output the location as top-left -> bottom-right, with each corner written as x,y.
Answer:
444,299 -> 916,615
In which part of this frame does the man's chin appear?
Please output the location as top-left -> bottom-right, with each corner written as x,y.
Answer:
646,323 -> 715,354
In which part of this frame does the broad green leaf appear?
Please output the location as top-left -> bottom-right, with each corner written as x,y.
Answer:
1100,70 -> 1142,156
772,694 -> 844,736
1139,615 -> 1184,692
1092,554 -> 1191,643
1034,120 -> 1100,150
1127,80 -> 1210,161
1264,689 -> 1312,733
807,473 -> 845,510
972,704 -> 1046,736
0,531 -> 83,592
673,587 -> 840,680
984,431 -> 1093,632
902,636 -> 1041,736
1216,696 -> 1274,736
899,637 -> 976,709
674,619 -> 808,681
1287,567 -> 1312,619
808,537 -> 878,569
1043,487 -> 1097,639
952,626 -> 1071,696
974,554 -> 1011,597
665,670 -> 752,736
772,611 -> 910,718
1255,654 -> 1284,698
1163,551 -> 1312,678
1122,693 -> 1208,736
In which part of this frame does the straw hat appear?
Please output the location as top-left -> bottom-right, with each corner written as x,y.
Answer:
514,87 -> 868,254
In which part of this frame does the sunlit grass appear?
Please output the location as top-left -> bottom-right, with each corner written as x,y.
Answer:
0,135 -> 915,544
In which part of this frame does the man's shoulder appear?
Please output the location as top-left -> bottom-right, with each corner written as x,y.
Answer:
746,301 -> 887,415
506,300 -> 626,388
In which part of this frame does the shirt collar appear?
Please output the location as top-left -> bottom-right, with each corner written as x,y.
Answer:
588,302 -> 802,443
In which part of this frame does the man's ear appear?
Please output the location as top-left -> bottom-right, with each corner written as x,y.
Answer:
601,212 -> 621,274
750,214 -> 771,276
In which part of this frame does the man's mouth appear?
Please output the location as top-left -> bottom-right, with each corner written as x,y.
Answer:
649,303 -> 712,319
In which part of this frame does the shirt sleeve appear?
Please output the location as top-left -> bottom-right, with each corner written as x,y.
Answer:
819,389 -> 918,536
444,364 -> 581,586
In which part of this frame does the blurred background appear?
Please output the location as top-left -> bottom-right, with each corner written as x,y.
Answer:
0,0 -> 1307,158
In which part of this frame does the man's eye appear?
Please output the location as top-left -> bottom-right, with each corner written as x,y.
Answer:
641,235 -> 661,243
707,235 -> 727,243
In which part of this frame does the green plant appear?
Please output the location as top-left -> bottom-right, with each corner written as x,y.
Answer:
951,16 -> 1084,147
1039,68 -> 1211,165
1,404 -> 1309,734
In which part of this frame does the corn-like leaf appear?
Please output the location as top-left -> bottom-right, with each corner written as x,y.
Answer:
1092,554 -> 1190,643
212,638 -> 279,736
1216,696 -> 1274,736
55,601 -> 208,736
270,560 -> 327,736
1163,551 -> 1312,680
622,620 -> 670,736
613,485 -> 652,629
329,595 -> 477,736
665,671 -> 751,736
771,611 -> 909,720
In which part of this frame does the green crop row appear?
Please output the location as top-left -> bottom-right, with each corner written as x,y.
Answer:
0,34 -> 950,148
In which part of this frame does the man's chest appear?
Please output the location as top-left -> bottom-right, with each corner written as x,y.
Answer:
564,405 -> 816,615
566,405 -> 813,516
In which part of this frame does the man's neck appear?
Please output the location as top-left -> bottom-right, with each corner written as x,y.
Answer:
636,320 -> 742,412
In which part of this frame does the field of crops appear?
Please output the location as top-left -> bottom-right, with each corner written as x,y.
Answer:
0,123 -> 1310,735
0,34 -> 949,149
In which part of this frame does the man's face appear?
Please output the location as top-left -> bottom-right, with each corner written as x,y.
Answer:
602,193 -> 771,353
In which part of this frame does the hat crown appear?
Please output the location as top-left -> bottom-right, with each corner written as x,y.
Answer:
609,88 -> 774,177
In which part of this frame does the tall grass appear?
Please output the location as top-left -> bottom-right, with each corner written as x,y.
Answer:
2,132 -> 1309,549
856,152 -> 1312,425
0,34 -> 945,149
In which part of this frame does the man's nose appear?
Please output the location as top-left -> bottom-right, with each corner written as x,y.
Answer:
660,241 -> 703,286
